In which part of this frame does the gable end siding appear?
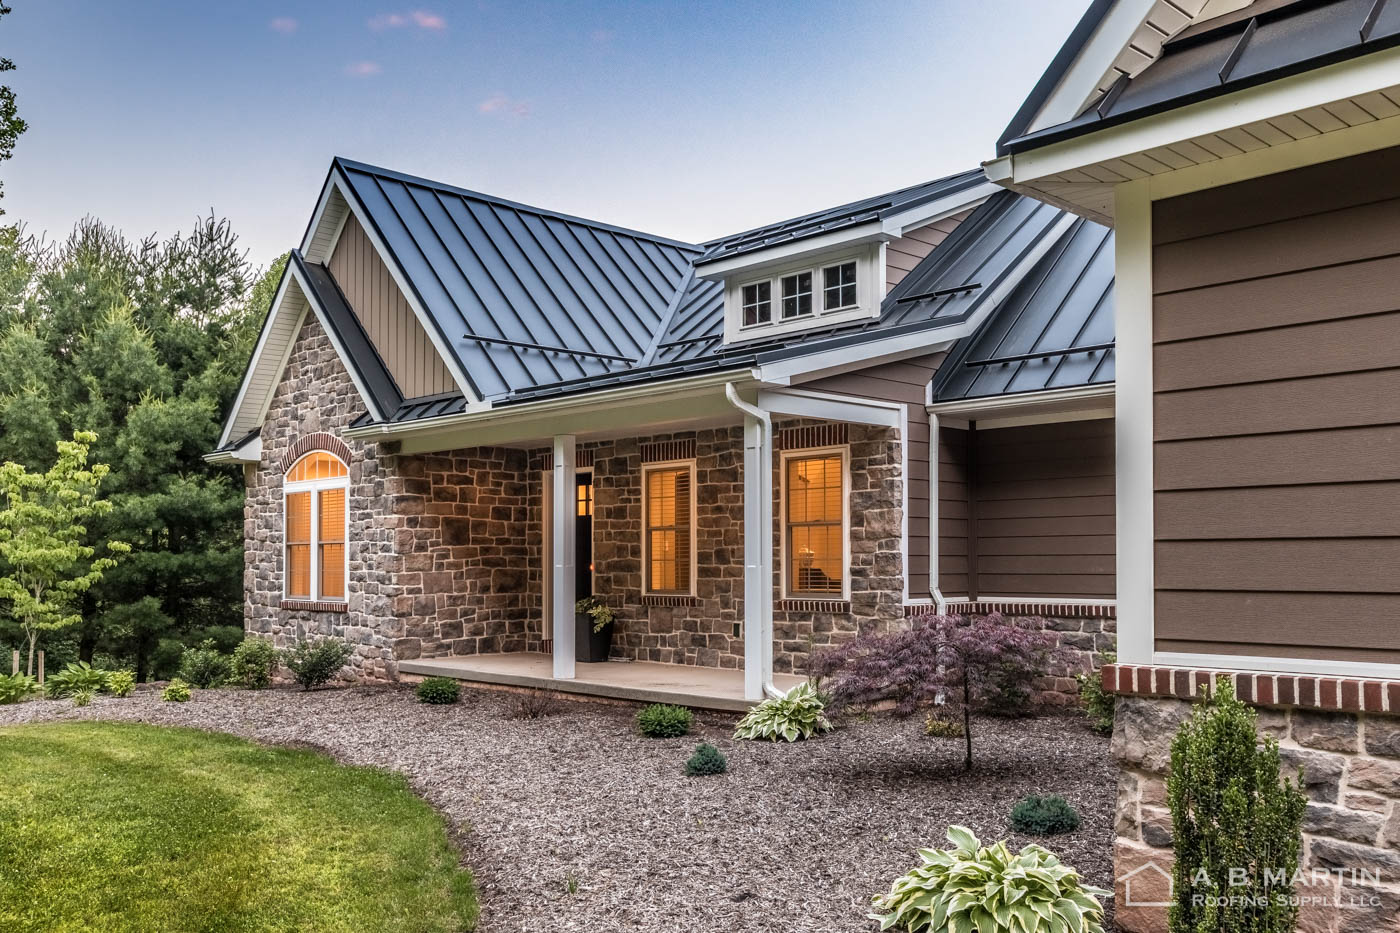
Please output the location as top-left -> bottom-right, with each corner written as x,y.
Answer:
327,213 -> 457,399
885,209 -> 974,293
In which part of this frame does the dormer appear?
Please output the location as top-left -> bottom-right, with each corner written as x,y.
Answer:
694,169 -> 999,345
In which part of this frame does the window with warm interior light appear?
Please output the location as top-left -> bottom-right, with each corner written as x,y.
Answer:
284,451 -> 349,601
784,451 -> 846,597
644,463 -> 695,595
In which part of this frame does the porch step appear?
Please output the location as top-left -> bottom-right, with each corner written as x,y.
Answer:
397,653 -> 802,713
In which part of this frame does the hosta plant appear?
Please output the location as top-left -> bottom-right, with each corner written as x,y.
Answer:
733,681 -> 832,742
870,825 -> 1108,933
44,661 -> 110,699
105,670 -> 136,698
161,678 -> 192,702
71,686 -> 95,707
0,672 -> 38,704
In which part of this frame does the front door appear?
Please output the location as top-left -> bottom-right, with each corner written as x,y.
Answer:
575,474 -> 593,600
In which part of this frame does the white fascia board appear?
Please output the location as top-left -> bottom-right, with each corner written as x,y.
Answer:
1009,45 -> 1400,185
878,182 -> 1000,236
693,222 -> 885,280
203,433 -> 262,465
1155,651 -> 1400,681
217,267 -> 298,449
1025,0 -> 1160,135
320,169 -> 481,406
756,388 -> 902,428
927,383 -> 1115,416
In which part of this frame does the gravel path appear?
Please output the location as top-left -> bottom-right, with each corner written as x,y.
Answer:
1,685 -> 1117,932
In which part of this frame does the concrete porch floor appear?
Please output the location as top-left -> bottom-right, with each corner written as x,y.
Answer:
397,652 -> 804,712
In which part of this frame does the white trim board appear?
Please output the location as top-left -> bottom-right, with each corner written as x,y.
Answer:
1155,651 -> 1400,682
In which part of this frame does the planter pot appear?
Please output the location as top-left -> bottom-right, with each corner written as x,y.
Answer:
575,613 -> 613,663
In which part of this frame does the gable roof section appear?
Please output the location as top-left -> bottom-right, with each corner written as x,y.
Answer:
1002,0 -> 1400,154
215,250 -> 399,450
932,217 -> 1115,402
333,158 -> 702,402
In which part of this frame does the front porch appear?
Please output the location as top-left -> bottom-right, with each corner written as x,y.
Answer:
398,653 -> 805,712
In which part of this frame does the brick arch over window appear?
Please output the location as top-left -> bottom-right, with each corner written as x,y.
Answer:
280,433 -> 352,474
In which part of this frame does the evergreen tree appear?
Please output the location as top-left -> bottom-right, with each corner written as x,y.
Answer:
0,2 -> 26,214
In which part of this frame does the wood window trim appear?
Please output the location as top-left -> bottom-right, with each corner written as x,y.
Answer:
780,445 -> 850,601
642,460 -> 697,597
725,244 -> 881,345
283,451 -> 349,605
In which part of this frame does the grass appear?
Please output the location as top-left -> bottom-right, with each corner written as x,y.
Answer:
0,722 -> 478,933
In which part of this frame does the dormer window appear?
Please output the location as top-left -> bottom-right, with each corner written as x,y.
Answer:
742,282 -> 771,326
720,243 -> 881,344
781,272 -> 813,319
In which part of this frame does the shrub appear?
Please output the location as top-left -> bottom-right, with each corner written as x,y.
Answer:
1011,794 -> 1080,836
178,640 -> 232,689
282,638 -> 354,691
0,672 -> 38,704
105,670 -> 136,698
1077,651 -> 1116,735
1168,677 -> 1306,933
230,638 -> 278,690
733,681 -> 832,742
811,612 -> 1060,768
871,825 -> 1108,933
685,742 -> 728,776
416,676 -> 461,705
161,679 -> 191,702
45,661 -> 110,699
71,686 -> 95,707
509,689 -> 561,719
923,714 -> 964,739
636,703 -> 692,738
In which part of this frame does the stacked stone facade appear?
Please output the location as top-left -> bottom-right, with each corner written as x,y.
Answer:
1109,674 -> 1400,932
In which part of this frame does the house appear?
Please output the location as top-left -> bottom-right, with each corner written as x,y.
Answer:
209,157 -> 1119,710
990,0 -> 1400,929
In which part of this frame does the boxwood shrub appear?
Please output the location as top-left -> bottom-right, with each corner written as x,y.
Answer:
416,676 -> 461,705
637,703 -> 692,738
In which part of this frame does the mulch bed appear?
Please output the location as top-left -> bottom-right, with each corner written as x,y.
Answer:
0,685 -> 1118,932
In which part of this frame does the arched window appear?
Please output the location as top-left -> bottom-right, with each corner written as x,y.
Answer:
284,451 -> 348,601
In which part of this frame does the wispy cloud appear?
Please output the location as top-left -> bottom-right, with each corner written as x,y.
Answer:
345,61 -> 383,77
269,17 -> 298,34
369,10 -> 447,31
478,93 -> 530,118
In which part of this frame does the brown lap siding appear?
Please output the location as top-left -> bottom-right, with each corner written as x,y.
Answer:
1151,146 -> 1400,666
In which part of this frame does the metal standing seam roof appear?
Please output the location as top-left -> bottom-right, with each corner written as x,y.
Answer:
693,168 -> 988,265
932,217 -> 1115,402
1002,0 -> 1400,154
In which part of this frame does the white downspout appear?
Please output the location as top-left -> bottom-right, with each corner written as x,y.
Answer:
928,409 -> 948,615
725,383 -> 782,701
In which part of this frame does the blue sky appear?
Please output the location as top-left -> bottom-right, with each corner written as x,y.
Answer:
6,1 -> 1086,269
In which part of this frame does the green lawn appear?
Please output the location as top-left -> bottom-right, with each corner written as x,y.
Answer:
0,722 -> 478,933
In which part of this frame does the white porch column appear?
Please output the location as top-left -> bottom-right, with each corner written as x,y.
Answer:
742,412 -> 774,701
551,434 -> 577,680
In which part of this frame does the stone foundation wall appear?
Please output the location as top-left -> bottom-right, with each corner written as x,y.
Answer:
1112,693 -> 1400,933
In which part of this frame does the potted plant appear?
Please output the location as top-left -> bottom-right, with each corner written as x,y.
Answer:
575,597 -> 615,663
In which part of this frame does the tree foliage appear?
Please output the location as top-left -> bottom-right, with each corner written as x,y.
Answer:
810,613 -> 1060,769
1168,678 -> 1306,933
0,431 -> 128,673
0,216 -> 280,678
0,3 -> 26,215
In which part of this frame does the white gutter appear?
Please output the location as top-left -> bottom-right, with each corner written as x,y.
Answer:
724,383 -> 782,701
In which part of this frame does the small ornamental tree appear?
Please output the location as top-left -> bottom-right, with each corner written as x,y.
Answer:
809,612 -> 1059,769
0,431 -> 128,675
1168,678 -> 1306,933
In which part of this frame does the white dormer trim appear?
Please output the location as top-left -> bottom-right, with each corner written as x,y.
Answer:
723,243 -> 882,346
298,167 -> 481,407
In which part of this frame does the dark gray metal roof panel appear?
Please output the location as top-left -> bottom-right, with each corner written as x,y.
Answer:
294,252 -> 405,417
932,217 -> 1115,402
1004,0 -> 1400,154
695,168 -> 987,264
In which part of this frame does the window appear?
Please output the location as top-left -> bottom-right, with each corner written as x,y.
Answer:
742,282 -> 771,326
284,451 -> 349,601
781,271 -> 813,319
644,464 -> 694,594
823,261 -> 857,310
784,452 -> 845,597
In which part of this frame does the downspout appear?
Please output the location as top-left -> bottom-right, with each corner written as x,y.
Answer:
724,383 -> 782,700
928,410 -> 949,615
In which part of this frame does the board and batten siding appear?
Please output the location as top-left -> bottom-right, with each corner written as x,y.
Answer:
885,210 -> 974,293
804,353 -> 945,600
1152,147 -> 1400,665
327,214 -> 458,399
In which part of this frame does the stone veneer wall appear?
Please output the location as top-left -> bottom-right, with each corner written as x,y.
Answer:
942,603 -> 1117,706
1109,669 -> 1400,933
245,314 -> 401,682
